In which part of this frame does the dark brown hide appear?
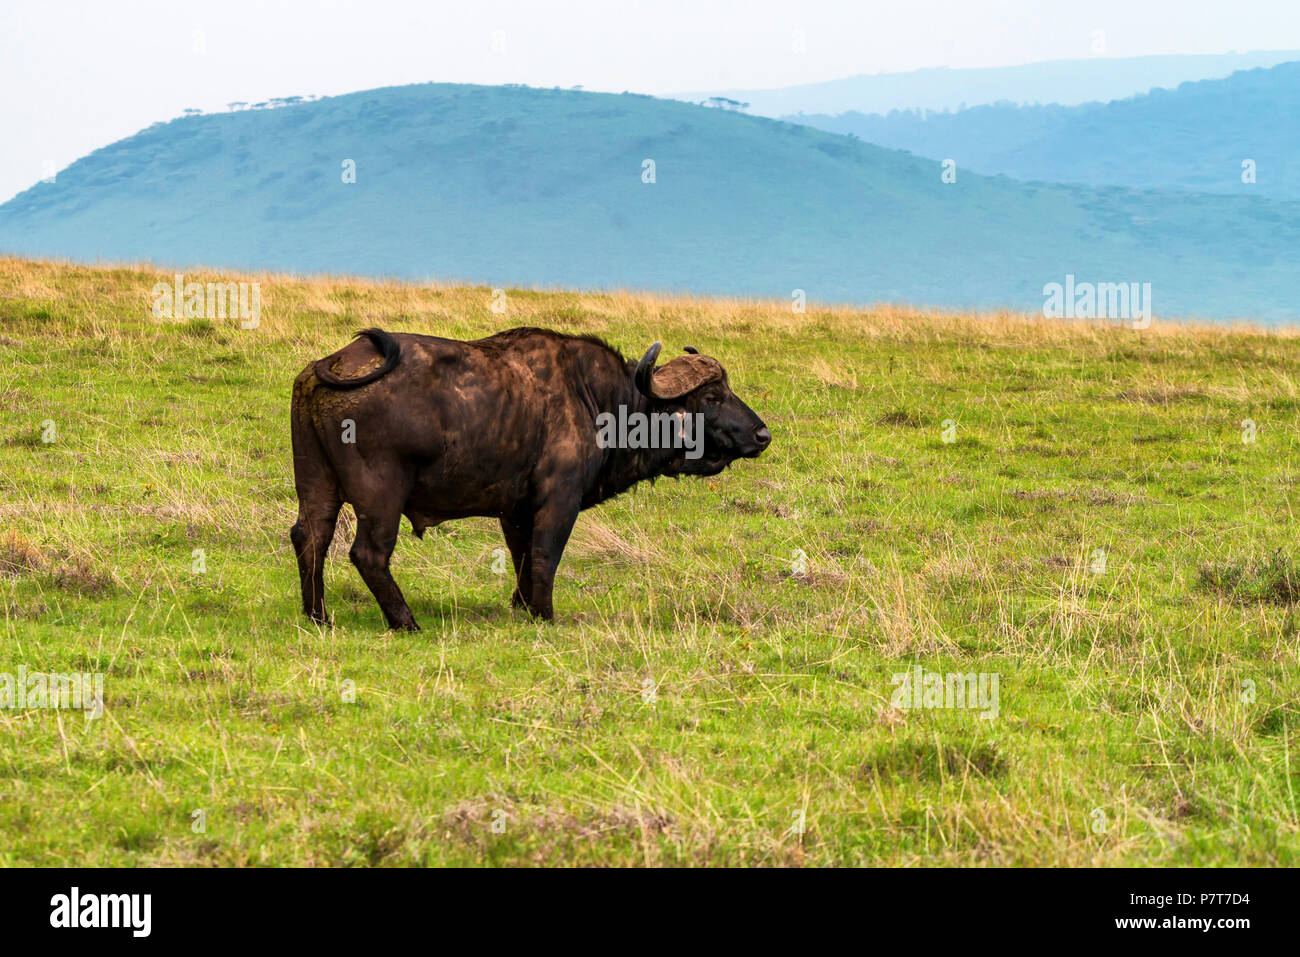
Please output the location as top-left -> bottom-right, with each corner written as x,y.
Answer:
289,328 -> 770,630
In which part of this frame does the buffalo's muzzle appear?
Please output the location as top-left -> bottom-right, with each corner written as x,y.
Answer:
741,425 -> 771,457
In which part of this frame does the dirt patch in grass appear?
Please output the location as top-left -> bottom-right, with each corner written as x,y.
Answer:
1116,386 -> 1205,405
0,528 -> 46,575
1010,442 -> 1070,458
722,496 -> 795,519
439,797 -> 675,864
1008,486 -> 1149,508
779,566 -> 850,588
49,557 -> 113,595
1197,550 -> 1300,605
859,739 -> 1009,783
1252,703 -> 1300,736
876,408 -> 926,428
0,529 -> 115,595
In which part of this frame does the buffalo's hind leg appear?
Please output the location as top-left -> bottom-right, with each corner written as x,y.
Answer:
350,494 -> 420,632
291,476 -> 342,626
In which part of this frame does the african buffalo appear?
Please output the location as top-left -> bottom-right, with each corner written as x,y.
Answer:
289,327 -> 770,630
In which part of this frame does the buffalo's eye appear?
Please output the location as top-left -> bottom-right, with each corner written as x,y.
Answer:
704,393 -> 722,406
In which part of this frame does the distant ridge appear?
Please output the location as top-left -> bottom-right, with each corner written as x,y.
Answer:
1,82 -> 1298,321
786,62 -> 1300,199
675,51 -> 1300,117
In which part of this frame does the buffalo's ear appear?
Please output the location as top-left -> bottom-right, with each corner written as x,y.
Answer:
683,346 -> 699,354
635,342 -> 662,396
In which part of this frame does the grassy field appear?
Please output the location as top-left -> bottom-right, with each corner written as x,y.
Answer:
1,255 -> 1298,866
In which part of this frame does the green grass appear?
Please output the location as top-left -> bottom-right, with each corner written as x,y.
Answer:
1,256 -> 1298,866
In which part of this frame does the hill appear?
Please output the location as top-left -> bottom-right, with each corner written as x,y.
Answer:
677,50 -> 1300,117
2,256 -> 1298,865
1,83 -> 1299,320
789,62 -> 1300,199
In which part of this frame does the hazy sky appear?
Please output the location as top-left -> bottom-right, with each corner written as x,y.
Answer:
4,0 -> 1300,202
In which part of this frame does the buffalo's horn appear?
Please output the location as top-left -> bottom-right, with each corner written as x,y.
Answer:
635,342 -> 662,396
683,345 -> 699,354
647,354 -> 726,398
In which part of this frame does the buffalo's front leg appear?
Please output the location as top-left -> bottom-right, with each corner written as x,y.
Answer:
523,499 -> 580,620
499,512 -> 533,609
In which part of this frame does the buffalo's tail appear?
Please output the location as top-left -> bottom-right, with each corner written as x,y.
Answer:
312,328 -> 401,389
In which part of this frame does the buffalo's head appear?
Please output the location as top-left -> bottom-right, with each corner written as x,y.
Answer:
635,342 -> 771,476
